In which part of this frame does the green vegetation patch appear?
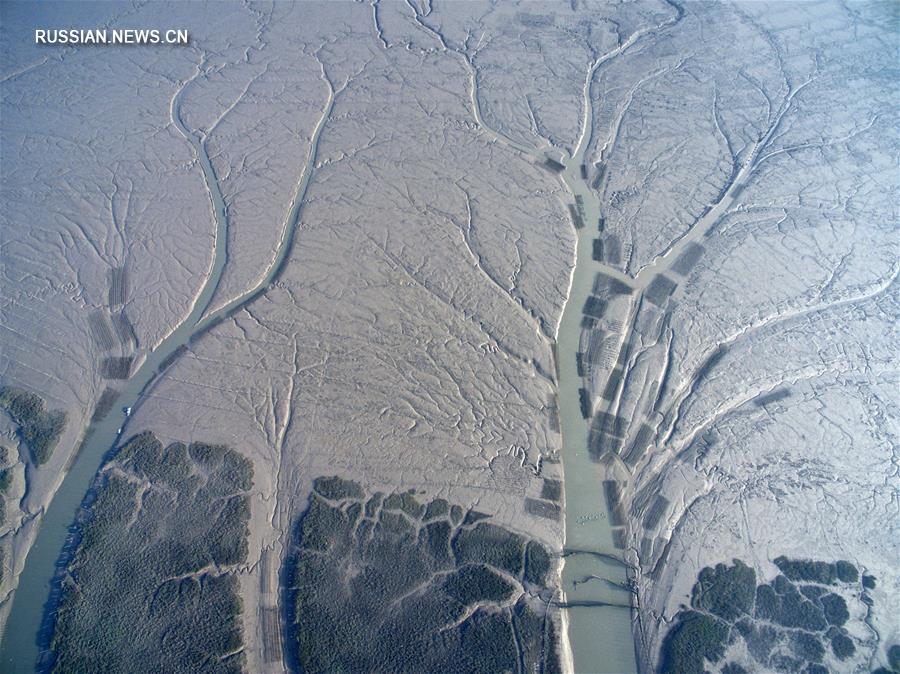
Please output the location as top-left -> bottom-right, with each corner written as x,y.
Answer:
313,475 -> 364,501
831,631 -> 855,659
773,556 -> 857,585
453,522 -> 525,577
662,556 -> 876,673
51,431 -> 253,673
821,592 -> 849,627
0,386 -> 66,465
288,477 -> 560,673
691,559 -> 756,621
659,610 -> 729,674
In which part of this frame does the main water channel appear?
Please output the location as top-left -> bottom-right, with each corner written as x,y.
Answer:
553,92 -> 638,674
0,79 -> 335,673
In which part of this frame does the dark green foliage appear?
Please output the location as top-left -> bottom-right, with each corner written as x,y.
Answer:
835,560 -> 858,583
524,540 -> 552,586
423,497 -> 449,520
382,489 -> 424,518
800,584 -> 827,602
821,592 -> 849,626
773,574 -> 794,594
450,504 -> 463,524
289,478 -> 559,674
365,492 -> 382,517
420,520 -> 452,564
443,565 -> 515,604
541,479 -> 562,502
755,581 -> 826,630
770,654 -> 803,672
453,523 -> 525,576
312,475 -> 363,501
463,509 -> 491,525
888,643 -> 900,670
831,631 -> 855,659
0,386 -> 66,465
667,555 -> 877,674
792,631 -> 824,662
659,610 -> 729,674
52,432 -> 253,673
734,618 -> 780,663
398,491 -> 424,518
862,574 -> 877,589
691,559 -> 756,621
774,556 -> 838,585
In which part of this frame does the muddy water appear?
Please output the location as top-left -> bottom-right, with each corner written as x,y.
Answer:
552,63 -> 638,672
0,83 -> 334,672
555,156 -> 638,673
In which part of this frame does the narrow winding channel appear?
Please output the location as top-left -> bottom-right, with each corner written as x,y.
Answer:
0,76 -> 335,673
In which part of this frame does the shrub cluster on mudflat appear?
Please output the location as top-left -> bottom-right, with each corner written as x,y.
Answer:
660,557 -> 882,674
51,432 -> 253,674
0,386 -> 66,464
286,477 -> 561,674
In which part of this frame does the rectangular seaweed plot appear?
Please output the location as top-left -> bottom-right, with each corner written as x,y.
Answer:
91,387 -> 119,421
585,329 -> 609,366
87,311 -> 116,352
611,527 -> 627,550
547,396 -> 560,434
600,367 -> 622,401
671,242 -> 705,277
621,423 -> 654,467
644,274 -> 678,307
695,346 -> 729,385
602,480 -> 626,526
524,498 -> 561,521
590,411 -> 626,439
543,157 -> 565,173
112,310 -> 137,348
582,296 -> 607,320
639,536 -> 653,561
642,495 -> 670,530
260,607 -> 282,663
603,236 -> 621,265
107,266 -> 127,307
568,204 -> 584,229
591,164 -> 606,190
593,272 -> 632,297
592,239 -> 604,261
100,357 -> 133,380
541,479 -> 562,502
578,388 -> 591,418
755,387 -> 791,407
588,431 -> 620,458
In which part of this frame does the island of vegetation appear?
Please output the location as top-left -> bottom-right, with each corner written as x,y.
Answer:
660,557 -> 884,674
0,385 -> 66,465
50,431 -> 253,674
286,476 -> 562,674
